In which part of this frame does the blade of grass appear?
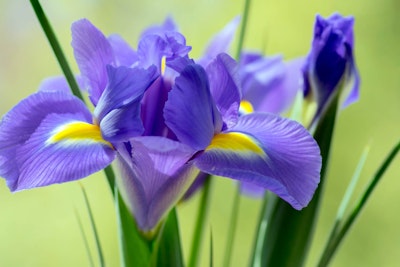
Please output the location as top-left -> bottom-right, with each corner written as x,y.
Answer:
223,185 -> 241,267
210,229 -> 214,267
324,145 -> 370,246
74,209 -> 95,267
188,176 -> 212,267
29,0 -> 85,102
317,139 -> 400,267
79,183 -> 105,267
235,0 -> 252,60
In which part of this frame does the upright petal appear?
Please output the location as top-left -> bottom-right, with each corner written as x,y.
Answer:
140,16 -> 179,39
198,16 -> 240,67
164,64 -> 222,150
206,53 -> 241,127
195,113 -> 321,209
94,65 -> 158,142
0,91 -> 115,191
116,137 -> 197,232
108,34 -> 138,67
71,19 -> 115,105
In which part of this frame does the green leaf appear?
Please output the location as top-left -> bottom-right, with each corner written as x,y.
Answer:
223,185 -> 241,267
250,91 -> 340,267
79,184 -> 105,267
317,139 -> 400,266
210,229 -> 214,267
74,209 -> 95,267
154,208 -> 184,267
188,176 -> 212,267
115,186 -> 151,267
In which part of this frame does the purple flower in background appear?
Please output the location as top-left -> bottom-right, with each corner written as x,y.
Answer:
165,54 -> 322,209
0,65 -> 157,191
303,13 -> 360,122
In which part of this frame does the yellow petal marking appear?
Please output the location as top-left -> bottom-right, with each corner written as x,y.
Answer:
161,56 -> 167,76
206,132 -> 264,155
47,122 -> 112,147
239,100 -> 254,114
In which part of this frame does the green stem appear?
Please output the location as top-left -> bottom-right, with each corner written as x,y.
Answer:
103,165 -> 116,197
317,140 -> 400,267
188,176 -> 213,267
29,0 -> 85,102
223,185 -> 242,267
235,0 -> 252,60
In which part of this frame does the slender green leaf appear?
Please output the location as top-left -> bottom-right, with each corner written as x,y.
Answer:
210,229 -> 214,267
154,208 -> 184,267
235,0 -> 252,60
79,184 -> 105,267
325,145 -> 370,245
115,186 -> 151,267
223,185 -> 241,267
250,91 -> 340,267
29,0 -> 85,102
74,209 -> 95,267
318,139 -> 400,267
188,176 -> 212,267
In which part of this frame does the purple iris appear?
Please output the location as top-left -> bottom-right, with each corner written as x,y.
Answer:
303,13 -> 360,122
0,65 -> 157,191
165,53 -> 322,210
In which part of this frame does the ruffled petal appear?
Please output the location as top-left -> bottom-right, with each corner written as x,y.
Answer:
116,137 -> 197,232
198,16 -> 240,67
195,113 -> 321,209
0,91 -> 114,191
164,64 -> 222,150
140,16 -> 179,39
206,53 -> 241,127
71,19 -> 114,105
94,65 -> 158,142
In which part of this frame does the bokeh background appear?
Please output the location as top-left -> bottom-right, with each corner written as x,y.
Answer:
0,0 -> 399,266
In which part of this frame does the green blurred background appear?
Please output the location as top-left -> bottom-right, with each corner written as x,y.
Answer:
0,0 -> 399,266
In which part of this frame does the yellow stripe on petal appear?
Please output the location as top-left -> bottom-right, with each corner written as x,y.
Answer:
239,100 -> 254,114
206,132 -> 264,155
161,56 -> 167,76
47,122 -> 112,147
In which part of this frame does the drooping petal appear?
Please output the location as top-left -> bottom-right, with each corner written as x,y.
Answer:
13,114 -> 115,191
116,137 -> 197,232
164,64 -> 222,150
195,113 -> 321,209
108,34 -> 138,67
94,65 -> 158,142
198,16 -> 240,67
206,53 -> 241,127
0,91 -> 114,191
71,19 -> 115,105
38,75 -> 86,94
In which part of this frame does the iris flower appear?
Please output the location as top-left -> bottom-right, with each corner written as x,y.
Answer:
165,53 -> 322,210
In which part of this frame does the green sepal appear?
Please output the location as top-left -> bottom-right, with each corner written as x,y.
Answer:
153,208 -> 184,267
115,186 -> 151,267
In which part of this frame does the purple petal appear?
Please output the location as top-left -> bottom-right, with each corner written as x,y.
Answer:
94,65 -> 158,142
116,137 -> 197,232
0,91 -> 114,191
195,113 -> 321,209
137,34 -> 167,72
243,56 -> 305,114
71,19 -> 114,105
240,182 -> 265,198
198,16 -> 240,67
206,53 -> 241,127
38,75 -> 86,94
108,34 -> 138,67
164,64 -> 222,150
